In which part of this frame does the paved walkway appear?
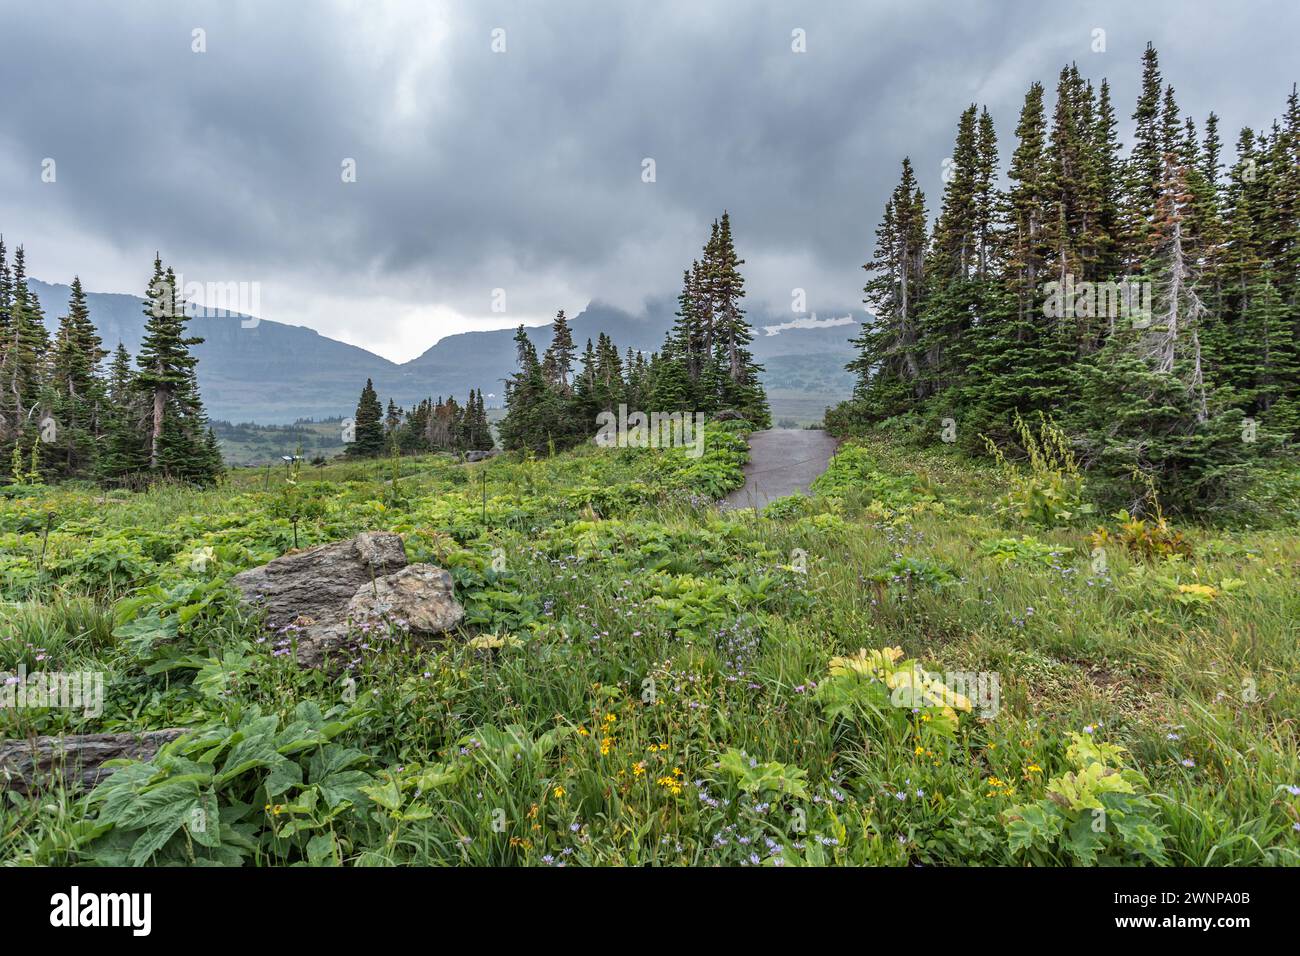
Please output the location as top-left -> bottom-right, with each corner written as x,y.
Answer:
720,428 -> 838,511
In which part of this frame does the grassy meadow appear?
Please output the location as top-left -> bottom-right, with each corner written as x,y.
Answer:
1,424 -> 1298,866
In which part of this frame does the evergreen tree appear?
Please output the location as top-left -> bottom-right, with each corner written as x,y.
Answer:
1125,43 -> 1166,263
499,325 -> 557,453
1,246 -> 51,453
101,343 -> 146,482
48,277 -> 108,476
348,378 -> 385,457
706,212 -> 767,423
848,157 -> 929,416
134,256 -> 218,481
541,310 -> 576,392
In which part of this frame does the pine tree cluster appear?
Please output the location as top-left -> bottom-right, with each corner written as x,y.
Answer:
499,213 -> 771,453
345,377 -> 492,458
0,243 -> 222,487
838,46 -> 1300,513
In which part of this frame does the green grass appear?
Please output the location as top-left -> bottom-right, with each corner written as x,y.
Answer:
2,426 -> 1297,866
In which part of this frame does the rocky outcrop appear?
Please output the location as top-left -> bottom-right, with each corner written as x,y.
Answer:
0,729 -> 187,795
233,532 -> 465,668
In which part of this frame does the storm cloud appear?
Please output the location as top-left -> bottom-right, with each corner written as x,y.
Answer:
1,0 -> 1296,361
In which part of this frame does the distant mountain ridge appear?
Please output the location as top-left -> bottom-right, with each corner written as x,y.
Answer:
29,279 -> 858,424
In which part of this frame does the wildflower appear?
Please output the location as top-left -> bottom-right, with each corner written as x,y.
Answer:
1181,758 -> 1195,768
657,775 -> 683,796
553,785 -> 565,798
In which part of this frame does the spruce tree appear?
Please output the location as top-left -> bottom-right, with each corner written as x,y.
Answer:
349,378 -> 385,457
709,214 -> 768,424
1,246 -> 51,450
541,310 -> 575,392
134,256 -> 217,481
1126,43 -> 1166,264
49,277 -> 108,476
499,326 -> 554,452
100,344 -> 145,482
848,157 -> 929,417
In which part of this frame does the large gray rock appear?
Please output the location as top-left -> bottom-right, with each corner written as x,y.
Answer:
297,564 -> 465,668
464,449 -> 499,463
231,531 -> 408,631
233,532 -> 464,669
0,729 -> 187,795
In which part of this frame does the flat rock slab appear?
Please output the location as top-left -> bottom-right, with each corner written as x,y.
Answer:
0,729 -> 187,795
720,428 -> 839,511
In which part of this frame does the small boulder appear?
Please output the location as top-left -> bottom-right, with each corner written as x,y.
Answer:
465,449 -> 499,463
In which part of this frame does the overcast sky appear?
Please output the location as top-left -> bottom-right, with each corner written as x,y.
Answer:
1,0 -> 1296,362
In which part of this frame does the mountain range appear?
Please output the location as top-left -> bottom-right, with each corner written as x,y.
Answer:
28,279 -> 859,424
